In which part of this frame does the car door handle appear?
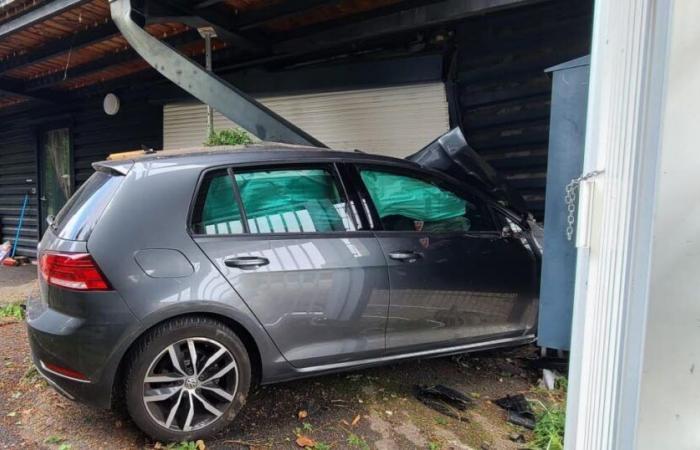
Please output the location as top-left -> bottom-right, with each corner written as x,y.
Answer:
224,256 -> 269,269
388,251 -> 422,262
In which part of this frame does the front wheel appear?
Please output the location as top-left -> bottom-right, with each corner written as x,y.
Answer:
124,317 -> 251,442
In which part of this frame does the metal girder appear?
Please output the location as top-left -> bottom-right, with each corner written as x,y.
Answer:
145,0 -> 263,51
109,0 -> 325,147
0,0 -> 90,39
276,0 -> 534,53
0,22 -> 119,75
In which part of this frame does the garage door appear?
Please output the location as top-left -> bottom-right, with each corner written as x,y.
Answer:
163,83 -> 450,158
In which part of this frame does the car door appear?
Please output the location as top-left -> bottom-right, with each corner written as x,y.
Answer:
191,163 -> 389,369
349,163 -> 538,353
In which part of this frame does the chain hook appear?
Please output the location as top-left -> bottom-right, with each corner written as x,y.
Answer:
564,170 -> 605,241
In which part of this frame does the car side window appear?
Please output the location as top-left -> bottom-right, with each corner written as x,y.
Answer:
234,167 -> 356,233
191,170 -> 245,235
358,168 -> 495,232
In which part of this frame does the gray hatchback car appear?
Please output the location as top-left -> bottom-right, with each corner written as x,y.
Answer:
27,130 -> 540,441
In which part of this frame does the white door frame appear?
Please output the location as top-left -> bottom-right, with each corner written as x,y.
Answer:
565,0 -> 674,448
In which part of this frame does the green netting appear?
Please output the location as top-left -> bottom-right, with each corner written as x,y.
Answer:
200,174 -> 243,234
360,170 -> 467,222
235,169 -> 346,233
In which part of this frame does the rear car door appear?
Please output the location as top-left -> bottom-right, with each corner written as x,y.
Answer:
350,163 -> 538,353
191,163 -> 389,369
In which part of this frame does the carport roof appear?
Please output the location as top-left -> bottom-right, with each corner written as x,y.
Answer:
0,0 -> 532,112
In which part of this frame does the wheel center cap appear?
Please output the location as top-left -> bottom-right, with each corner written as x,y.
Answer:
184,377 -> 198,390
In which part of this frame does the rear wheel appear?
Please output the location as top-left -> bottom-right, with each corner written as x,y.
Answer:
124,317 -> 251,442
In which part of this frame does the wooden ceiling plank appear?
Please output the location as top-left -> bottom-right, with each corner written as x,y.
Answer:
0,21 -> 119,74
0,0 -> 91,39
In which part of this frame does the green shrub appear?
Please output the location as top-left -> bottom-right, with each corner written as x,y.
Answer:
204,128 -> 253,146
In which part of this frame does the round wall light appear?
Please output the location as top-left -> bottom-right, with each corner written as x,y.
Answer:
103,93 -> 120,116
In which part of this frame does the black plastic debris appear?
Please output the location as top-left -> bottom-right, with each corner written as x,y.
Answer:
494,394 -> 536,430
523,356 -> 568,373
414,385 -> 474,421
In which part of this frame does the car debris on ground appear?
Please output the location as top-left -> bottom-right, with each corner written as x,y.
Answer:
414,384 -> 474,421
494,394 -> 537,430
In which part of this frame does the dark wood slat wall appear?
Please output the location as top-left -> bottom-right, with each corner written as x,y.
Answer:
0,98 -> 162,257
0,110 -> 38,257
454,0 -> 593,219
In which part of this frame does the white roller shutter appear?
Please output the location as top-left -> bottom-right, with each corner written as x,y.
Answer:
163,83 -> 450,158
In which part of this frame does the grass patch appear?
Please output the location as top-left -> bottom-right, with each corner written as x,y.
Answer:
44,436 -> 65,445
0,303 -> 24,320
530,402 -> 566,450
347,433 -> 369,450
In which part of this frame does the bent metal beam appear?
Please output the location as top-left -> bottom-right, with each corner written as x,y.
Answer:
108,0 -> 326,148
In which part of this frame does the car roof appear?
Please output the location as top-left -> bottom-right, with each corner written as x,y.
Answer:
96,142 -> 421,174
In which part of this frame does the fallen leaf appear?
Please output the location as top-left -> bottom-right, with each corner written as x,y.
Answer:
351,415 -> 361,426
7,412 -> 16,417
195,439 -> 206,450
295,435 -> 315,448
298,409 -> 308,420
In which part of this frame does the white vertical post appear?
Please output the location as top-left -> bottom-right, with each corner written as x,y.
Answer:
564,0 -> 673,449
198,27 -> 217,138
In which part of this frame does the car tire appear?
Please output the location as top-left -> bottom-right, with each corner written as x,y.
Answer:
124,316 -> 251,442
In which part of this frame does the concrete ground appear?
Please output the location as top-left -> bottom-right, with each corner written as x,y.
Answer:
0,264 -> 37,306
0,266 -> 559,450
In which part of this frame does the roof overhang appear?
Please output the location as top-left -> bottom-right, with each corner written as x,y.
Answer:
0,0 -> 536,112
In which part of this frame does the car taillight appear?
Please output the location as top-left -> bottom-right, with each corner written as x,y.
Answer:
39,252 -> 112,291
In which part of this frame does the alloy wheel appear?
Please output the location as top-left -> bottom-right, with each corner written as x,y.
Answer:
142,337 -> 238,432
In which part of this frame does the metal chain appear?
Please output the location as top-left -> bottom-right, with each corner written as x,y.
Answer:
564,170 -> 605,241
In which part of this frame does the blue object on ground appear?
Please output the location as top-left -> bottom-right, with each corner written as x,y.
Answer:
11,193 -> 29,257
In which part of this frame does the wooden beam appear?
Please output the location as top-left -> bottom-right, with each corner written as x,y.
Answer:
0,0 -> 90,39
21,29 -> 201,91
276,0 -> 534,53
235,0 -> 339,31
145,0 -> 264,51
0,22 -> 119,75
0,77 -> 66,102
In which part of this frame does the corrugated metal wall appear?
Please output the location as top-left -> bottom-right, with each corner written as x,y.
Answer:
0,98 -> 162,257
455,0 -> 593,219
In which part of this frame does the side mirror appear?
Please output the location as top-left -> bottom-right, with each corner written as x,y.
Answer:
501,225 -> 513,238
501,225 -> 522,239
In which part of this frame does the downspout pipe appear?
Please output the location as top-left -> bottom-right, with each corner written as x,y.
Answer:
109,0 -> 326,148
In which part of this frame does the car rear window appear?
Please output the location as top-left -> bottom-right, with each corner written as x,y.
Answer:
52,170 -> 123,241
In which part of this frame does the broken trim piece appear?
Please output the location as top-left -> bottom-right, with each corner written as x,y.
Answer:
108,0 -> 326,148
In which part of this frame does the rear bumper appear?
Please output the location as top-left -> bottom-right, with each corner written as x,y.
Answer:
25,286 -> 140,409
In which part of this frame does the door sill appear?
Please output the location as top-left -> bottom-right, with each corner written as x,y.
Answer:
295,334 -> 536,374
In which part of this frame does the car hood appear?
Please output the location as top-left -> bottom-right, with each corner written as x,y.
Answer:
406,127 -> 529,216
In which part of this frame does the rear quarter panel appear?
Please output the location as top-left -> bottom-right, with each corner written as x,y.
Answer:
86,160 -> 293,382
